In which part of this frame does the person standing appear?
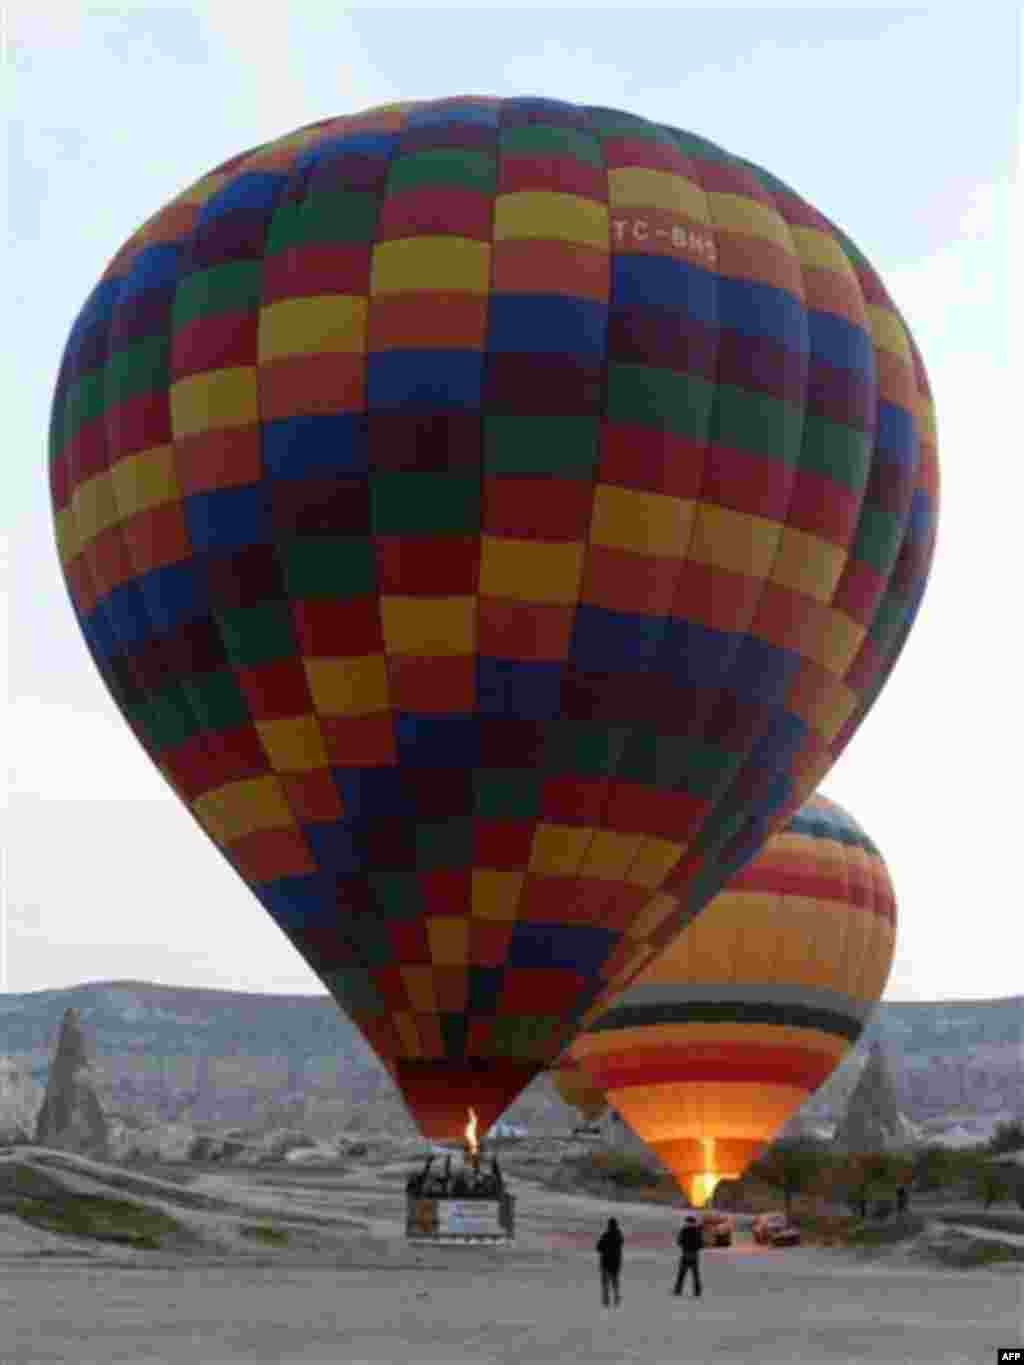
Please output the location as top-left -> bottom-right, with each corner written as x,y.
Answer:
673,1214 -> 703,1297
596,1217 -> 624,1307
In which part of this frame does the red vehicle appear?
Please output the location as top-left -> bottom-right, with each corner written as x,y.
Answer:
701,1211 -> 735,1247
752,1213 -> 801,1247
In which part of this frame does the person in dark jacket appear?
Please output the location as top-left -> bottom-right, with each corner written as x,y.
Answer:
673,1214 -> 703,1297
596,1217 -> 624,1306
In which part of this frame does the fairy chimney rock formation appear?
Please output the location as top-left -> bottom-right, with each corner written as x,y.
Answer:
0,1057 -> 44,1145
833,1041 -> 914,1153
33,1007 -> 109,1157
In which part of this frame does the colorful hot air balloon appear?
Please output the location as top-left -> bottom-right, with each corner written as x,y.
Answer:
570,794 -> 896,1205
48,96 -> 937,1140
550,1054 -> 608,1124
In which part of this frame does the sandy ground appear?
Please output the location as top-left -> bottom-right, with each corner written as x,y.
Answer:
2,1157 -> 1021,1365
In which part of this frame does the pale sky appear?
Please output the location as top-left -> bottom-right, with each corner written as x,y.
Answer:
4,6 -> 1021,1002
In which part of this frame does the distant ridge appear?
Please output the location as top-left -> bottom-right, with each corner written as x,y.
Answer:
2,982 -> 1020,1125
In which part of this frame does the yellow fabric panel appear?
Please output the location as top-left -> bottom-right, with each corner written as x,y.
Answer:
786,900 -> 857,993
865,304 -> 913,365
688,502 -> 782,581
915,392 -> 938,446
177,172 -> 230,210
626,838 -> 685,890
653,893 -> 769,984
53,505 -> 80,566
528,823 -> 594,877
706,192 -> 796,257
590,485 -> 696,558
804,608 -> 867,678
380,595 -> 476,655
258,295 -> 368,362
788,225 -> 860,284
193,776 -> 294,845
470,869 -> 524,921
805,677 -> 859,739
370,237 -> 491,295
611,1080 -> 808,1144
478,535 -> 585,604
256,715 -> 330,773
426,916 -> 470,966
70,470 -> 120,548
400,966 -> 439,1015
764,895 -> 825,983
622,892 -> 680,944
170,367 -> 259,438
110,445 -> 180,521
580,830 -> 645,881
857,918 -> 896,1006
303,655 -> 391,716
551,1068 -> 607,1119
770,526 -> 847,603
493,192 -> 609,249
393,1012 -> 422,1059
606,167 -> 709,220
836,896 -> 872,999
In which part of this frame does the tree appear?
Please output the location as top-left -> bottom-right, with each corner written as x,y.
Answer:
840,1150 -> 910,1217
750,1140 -> 827,1218
988,1120 -> 1024,1155
970,1163 -> 1010,1210
912,1144 -> 957,1193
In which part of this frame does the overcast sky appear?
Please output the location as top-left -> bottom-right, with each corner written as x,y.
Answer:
5,6 -> 1020,1004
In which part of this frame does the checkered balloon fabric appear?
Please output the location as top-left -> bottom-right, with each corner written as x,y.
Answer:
49,97 -> 938,1137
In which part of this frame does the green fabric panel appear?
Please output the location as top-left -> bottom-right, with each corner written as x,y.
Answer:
483,416 -> 600,477
172,261 -> 264,329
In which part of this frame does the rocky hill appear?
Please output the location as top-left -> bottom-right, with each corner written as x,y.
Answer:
1,983 -> 1020,1135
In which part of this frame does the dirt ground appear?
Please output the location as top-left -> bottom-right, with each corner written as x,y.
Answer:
2,1159 -> 1021,1365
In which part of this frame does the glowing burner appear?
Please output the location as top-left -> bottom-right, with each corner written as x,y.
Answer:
465,1107 -> 479,1160
689,1138 -> 722,1208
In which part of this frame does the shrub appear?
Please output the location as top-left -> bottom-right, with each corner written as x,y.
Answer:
845,1214 -> 925,1248
988,1121 -> 1024,1156
971,1167 -> 1011,1209
15,1193 -> 184,1249
240,1223 -> 290,1244
930,1236 -> 1024,1269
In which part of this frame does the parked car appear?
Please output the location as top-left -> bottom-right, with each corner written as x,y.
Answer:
701,1211 -> 734,1246
752,1212 -> 801,1247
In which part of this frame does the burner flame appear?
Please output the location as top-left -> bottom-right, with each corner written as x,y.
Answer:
465,1107 -> 479,1158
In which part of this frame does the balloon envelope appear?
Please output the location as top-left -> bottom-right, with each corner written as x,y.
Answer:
571,795 -> 896,1204
49,97 -> 936,1139
550,1055 -> 608,1123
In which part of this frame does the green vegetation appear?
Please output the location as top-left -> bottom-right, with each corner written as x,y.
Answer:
14,1193 -> 185,1250
844,1214 -> 926,1248
988,1120 -> 1024,1155
240,1223 -> 290,1245
748,1140 -> 829,1219
562,1151 -> 678,1199
929,1236 -> 1024,1269
970,1165 -> 1012,1209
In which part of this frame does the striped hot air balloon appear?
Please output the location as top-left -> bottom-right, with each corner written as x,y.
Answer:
549,1054 -> 608,1124
49,96 -> 935,1140
570,795 -> 895,1204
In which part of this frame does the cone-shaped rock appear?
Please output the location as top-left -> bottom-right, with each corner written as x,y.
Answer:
0,1057 -> 44,1145
833,1041 -> 913,1153
34,1007 -> 108,1157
